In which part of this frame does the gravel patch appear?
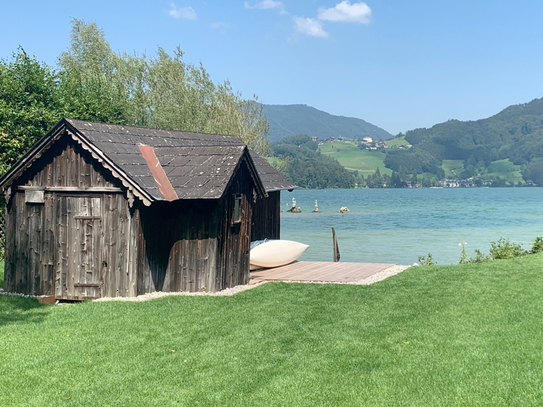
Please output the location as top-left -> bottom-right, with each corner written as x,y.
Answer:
94,264 -> 411,302
1,265 -> 411,303
0,288 -> 48,300
93,283 -> 262,302
357,264 -> 411,285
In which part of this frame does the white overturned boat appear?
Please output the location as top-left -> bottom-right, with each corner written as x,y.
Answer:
250,240 -> 309,270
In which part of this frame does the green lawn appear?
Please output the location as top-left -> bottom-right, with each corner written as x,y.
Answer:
384,136 -> 410,147
3,254 -> 543,405
319,142 -> 392,175
442,159 -> 464,178
485,159 -> 523,183
442,159 -> 522,183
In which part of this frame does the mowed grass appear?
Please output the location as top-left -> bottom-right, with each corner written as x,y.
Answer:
442,159 -> 464,178
3,254 -> 543,405
319,142 -> 392,175
384,136 -> 410,147
485,159 -> 523,183
442,159 -> 522,183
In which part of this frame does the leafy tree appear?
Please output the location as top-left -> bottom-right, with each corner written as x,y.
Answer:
0,18 -> 271,175
395,97 -> 543,182
0,49 -> 61,174
390,171 -> 407,188
522,157 -> 543,186
272,136 -> 354,189
58,19 -> 128,124
384,147 -> 444,178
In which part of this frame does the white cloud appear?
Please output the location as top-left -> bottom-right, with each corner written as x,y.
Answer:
244,0 -> 286,14
317,1 -> 371,24
168,3 -> 197,20
293,17 -> 328,38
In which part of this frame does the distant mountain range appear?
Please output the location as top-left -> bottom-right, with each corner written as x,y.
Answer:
263,104 -> 392,143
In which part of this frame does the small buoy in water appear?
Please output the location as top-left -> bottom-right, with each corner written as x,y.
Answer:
287,197 -> 301,212
338,206 -> 350,213
313,199 -> 321,213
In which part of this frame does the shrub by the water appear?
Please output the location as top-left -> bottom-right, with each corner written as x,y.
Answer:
459,236 -> 543,263
489,237 -> 526,259
531,236 -> 543,254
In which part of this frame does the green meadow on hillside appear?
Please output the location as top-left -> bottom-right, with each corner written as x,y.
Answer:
3,254 -> 543,405
484,159 -> 523,183
442,160 -> 464,178
318,142 -> 524,184
384,136 -> 410,147
319,142 -> 392,175
443,159 -> 522,183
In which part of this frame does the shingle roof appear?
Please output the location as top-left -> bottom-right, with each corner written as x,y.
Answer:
0,118 -> 296,205
249,151 -> 297,192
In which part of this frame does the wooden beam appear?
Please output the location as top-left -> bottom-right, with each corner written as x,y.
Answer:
332,227 -> 340,262
16,186 -> 123,193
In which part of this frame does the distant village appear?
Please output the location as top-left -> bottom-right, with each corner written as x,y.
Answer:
314,135 -> 401,150
313,135 -> 529,188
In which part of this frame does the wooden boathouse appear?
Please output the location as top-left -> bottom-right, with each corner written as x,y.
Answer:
0,118 -> 295,299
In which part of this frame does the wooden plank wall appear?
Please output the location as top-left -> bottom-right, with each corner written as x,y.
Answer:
216,159 -> 253,290
4,137 -> 133,298
135,199 -> 220,294
23,139 -> 115,189
4,134 -> 256,296
251,191 -> 281,241
135,158 -> 255,293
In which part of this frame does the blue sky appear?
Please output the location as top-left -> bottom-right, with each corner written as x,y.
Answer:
2,0 -> 543,135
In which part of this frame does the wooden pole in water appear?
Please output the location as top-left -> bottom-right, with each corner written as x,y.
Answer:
332,227 -> 340,262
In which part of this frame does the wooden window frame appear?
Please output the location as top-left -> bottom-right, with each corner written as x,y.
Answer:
232,194 -> 242,225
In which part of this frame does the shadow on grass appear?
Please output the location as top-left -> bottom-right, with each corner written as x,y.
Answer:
0,295 -> 51,327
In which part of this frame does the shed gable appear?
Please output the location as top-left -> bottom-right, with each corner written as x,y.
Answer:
16,136 -> 119,191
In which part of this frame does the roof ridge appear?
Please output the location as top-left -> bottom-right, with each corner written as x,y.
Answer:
65,118 -> 245,141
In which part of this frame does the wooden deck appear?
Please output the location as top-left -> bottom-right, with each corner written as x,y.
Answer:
249,261 -> 396,285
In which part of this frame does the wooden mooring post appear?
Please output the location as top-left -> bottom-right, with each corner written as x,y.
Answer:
331,226 -> 340,262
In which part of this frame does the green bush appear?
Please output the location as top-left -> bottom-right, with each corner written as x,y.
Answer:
463,237 -> 538,263
468,249 -> 491,263
531,236 -> 543,254
418,253 -> 436,266
489,237 -> 526,260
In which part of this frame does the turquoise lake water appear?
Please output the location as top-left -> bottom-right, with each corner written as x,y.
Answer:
280,188 -> 543,265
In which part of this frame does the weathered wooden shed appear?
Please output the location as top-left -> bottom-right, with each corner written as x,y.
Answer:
249,152 -> 296,241
0,118 -> 294,299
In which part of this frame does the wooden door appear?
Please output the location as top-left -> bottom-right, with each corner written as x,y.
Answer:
56,196 -> 103,299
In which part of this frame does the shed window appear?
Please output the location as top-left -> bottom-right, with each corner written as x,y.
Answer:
25,190 -> 44,204
233,194 -> 242,224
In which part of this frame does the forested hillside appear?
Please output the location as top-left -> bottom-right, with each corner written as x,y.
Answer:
398,98 -> 543,184
271,135 -> 355,189
263,104 -> 392,143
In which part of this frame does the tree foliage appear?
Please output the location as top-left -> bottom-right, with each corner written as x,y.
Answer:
522,157 -> 543,186
0,49 -> 61,174
56,20 -> 270,155
272,135 -> 355,189
58,20 -> 127,124
397,97 -> 543,182
0,19 -> 270,179
384,147 -> 444,178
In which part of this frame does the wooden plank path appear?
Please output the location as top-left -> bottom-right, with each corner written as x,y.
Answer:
249,261 -> 396,285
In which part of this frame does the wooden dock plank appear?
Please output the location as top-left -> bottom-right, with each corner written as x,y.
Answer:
249,261 -> 395,284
